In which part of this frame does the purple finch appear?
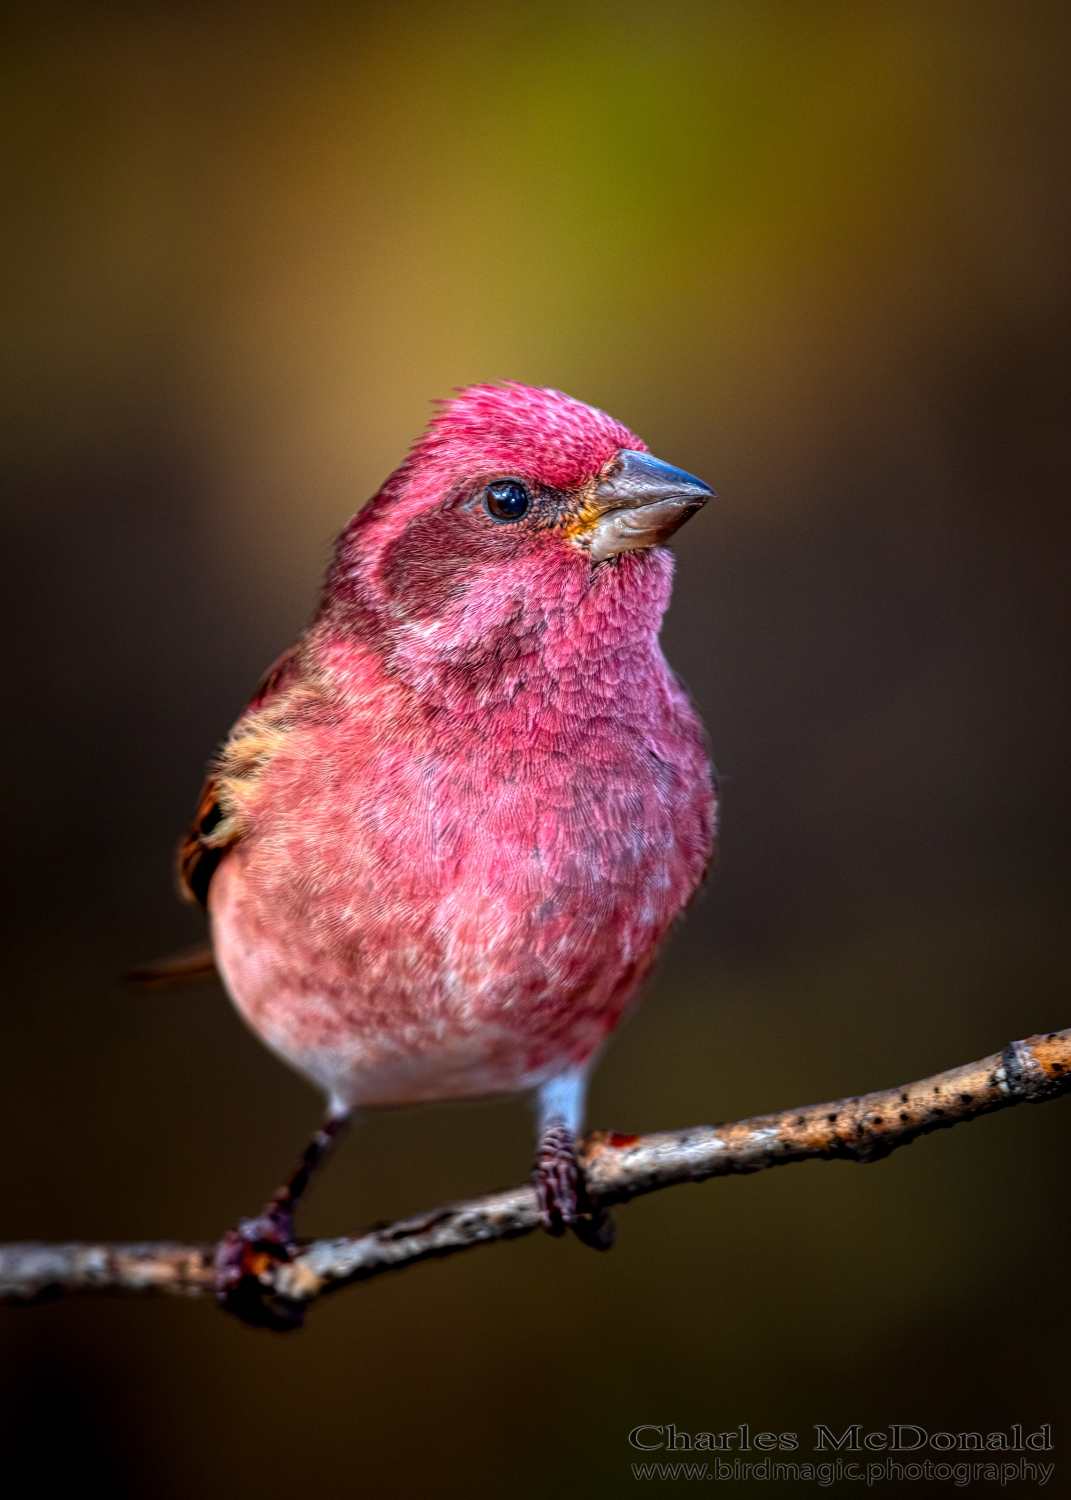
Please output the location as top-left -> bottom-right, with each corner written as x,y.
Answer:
150,383 -> 716,1325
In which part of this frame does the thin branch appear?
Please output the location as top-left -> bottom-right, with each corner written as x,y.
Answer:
2,1027 -> 1067,1315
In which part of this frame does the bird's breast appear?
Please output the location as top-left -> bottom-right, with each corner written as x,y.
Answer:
209,670 -> 713,1103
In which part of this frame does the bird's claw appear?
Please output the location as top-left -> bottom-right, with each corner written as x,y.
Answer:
214,1201 -> 306,1331
533,1124 -> 615,1250
533,1123 -> 578,1234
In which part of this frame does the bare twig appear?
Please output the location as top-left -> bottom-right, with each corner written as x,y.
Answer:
2,1027 -> 1067,1315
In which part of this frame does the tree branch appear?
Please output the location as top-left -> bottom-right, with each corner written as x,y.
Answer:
2,1027 -> 1067,1314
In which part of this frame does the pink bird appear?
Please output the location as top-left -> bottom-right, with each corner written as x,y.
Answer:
149,383 -> 716,1326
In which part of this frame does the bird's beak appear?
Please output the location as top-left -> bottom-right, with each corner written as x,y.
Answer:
580,449 -> 715,563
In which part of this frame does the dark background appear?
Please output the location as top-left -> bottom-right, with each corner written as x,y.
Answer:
1,3 -> 1068,1496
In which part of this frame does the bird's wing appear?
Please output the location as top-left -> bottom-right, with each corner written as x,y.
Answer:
179,643 -> 306,907
177,776 -> 236,906
124,647 -> 309,988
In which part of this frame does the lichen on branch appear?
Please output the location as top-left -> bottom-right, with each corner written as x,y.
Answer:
1,1027 -> 1066,1318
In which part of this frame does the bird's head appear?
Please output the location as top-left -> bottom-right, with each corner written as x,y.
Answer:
323,383 -> 713,689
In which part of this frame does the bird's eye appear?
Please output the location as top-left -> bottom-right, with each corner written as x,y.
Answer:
485,480 -> 531,522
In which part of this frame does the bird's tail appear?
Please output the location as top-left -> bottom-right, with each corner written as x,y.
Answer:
122,941 -> 218,988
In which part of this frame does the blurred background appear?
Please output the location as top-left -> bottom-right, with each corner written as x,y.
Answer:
1,1 -> 1068,1495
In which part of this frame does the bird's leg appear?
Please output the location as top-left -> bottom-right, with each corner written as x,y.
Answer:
215,1108 -> 352,1329
532,1068 -> 614,1251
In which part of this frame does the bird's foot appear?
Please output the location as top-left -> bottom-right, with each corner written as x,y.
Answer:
214,1198 -> 306,1331
215,1111 -> 351,1331
533,1123 -> 615,1250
